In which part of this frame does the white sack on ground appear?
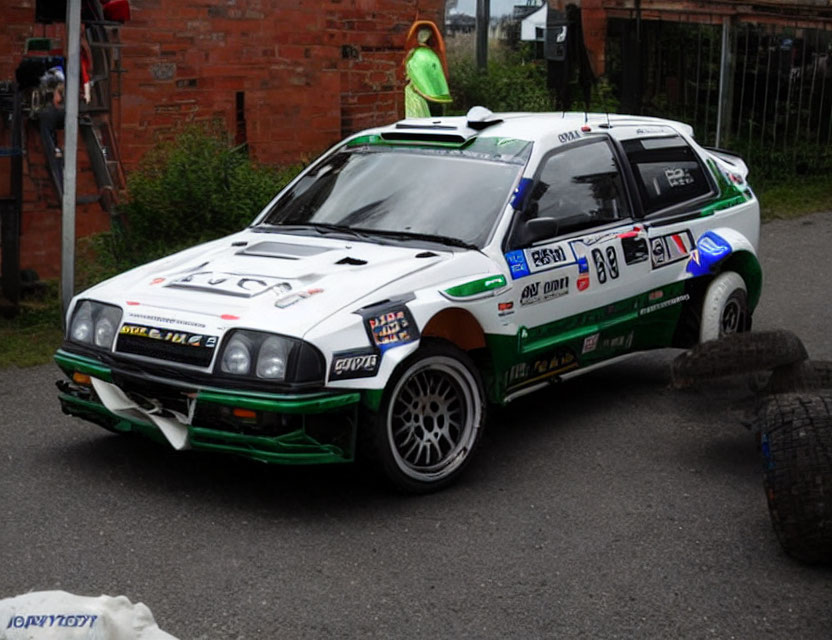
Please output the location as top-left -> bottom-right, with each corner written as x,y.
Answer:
0,591 -> 178,640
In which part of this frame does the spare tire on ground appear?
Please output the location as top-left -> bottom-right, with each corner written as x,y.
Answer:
671,329 -> 808,389
757,392 -> 832,565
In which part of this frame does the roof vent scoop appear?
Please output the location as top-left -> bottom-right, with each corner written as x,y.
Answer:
466,106 -> 502,131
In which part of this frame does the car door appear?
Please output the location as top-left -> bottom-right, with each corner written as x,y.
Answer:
498,137 -> 652,397
618,133 -> 721,348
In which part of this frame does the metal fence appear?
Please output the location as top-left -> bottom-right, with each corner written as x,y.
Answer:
606,18 -> 832,177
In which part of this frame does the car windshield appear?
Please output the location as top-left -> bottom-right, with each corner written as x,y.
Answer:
256,141 -> 530,248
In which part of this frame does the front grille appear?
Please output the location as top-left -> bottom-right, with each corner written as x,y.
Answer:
109,372 -> 193,416
116,334 -> 215,367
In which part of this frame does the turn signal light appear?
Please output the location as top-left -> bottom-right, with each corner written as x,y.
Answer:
72,372 -> 92,386
232,408 -> 257,420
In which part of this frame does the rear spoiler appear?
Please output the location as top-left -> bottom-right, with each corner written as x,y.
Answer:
704,146 -> 749,178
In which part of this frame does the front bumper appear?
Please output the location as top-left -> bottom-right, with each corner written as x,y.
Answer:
55,350 -> 361,464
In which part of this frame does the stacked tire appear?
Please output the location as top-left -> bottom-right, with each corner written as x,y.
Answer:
758,392 -> 832,564
672,329 -> 832,565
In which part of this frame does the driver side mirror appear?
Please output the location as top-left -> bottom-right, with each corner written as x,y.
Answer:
520,217 -> 559,247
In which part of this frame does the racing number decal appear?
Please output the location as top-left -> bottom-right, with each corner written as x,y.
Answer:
606,246 -> 619,279
592,249 -> 607,284
591,247 -> 619,285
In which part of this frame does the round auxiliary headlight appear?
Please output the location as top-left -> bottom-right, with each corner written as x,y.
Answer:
94,309 -> 119,348
70,301 -> 94,344
221,335 -> 252,375
256,336 -> 289,380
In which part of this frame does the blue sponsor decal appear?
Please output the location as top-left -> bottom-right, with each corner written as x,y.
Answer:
577,256 -> 589,273
505,250 -> 531,279
510,177 -> 533,209
687,231 -> 732,277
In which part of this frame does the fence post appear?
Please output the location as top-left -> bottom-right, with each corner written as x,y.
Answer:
476,0 -> 489,70
715,16 -> 734,147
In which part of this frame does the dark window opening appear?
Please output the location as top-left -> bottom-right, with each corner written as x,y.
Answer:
235,91 -> 247,148
623,136 -> 711,214
527,140 -> 629,236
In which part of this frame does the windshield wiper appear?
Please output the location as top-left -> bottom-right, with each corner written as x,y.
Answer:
350,228 -> 479,251
254,223 -> 367,239
252,223 -> 478,250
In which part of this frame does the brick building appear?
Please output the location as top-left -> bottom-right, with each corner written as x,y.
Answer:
0,0 -> 443,280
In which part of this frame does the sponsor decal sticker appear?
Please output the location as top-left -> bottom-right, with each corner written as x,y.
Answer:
6,614 -> 98,630
118,323 -> 217,348
526,241 -> 571,273
366,307 -> 419,351
520,276 -> 570,306
665,167 -> 695,188
506,347 -> 577,389
648,290 -> 663,301
329,349 -> 380,380
601,331 -> 634,350
125,313 -> 206,329
576,256 -> 590,291
505,250 -> 531,279
582,333 -> 600,354
686,231 -> 732,277
639,293 -> 690,316
650,231 -> 694,268
168,272 -> 291,298
557,130 -> 582,144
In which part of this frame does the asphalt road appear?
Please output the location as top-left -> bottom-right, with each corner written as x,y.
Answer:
2,212 -> 831,639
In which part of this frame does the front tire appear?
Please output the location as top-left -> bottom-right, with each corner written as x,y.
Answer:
369,341 -> 486,494
699,271 -> 749,342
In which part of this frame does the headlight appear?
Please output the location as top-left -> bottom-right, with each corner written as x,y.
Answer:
69,300 -> 123,350
94,306 -> 122,348
216,330 -> 325,384
70,301 -> 93,343
221,333 -> 253,375
256,336 -> 289,380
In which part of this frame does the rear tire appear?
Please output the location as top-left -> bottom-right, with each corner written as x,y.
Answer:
367,341 -> 485,494
699,271 -> 748,343
758,392 -> 832,565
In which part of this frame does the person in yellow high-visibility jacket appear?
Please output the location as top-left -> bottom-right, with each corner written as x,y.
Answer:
403,20 -> 452,118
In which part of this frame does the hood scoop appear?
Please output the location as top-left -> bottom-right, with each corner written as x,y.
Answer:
336,256 -> 367,266
238,241 -> 333,260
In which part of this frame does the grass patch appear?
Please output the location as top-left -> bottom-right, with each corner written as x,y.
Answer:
0,282 -> 63,368
757,174 -> 832,221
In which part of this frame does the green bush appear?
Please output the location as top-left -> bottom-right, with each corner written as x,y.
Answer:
448,46 -> 552,114
101,124 -> 300,274
447,43 -> 618,115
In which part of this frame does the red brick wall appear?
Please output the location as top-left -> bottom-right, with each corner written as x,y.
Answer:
0,0 -> 443,279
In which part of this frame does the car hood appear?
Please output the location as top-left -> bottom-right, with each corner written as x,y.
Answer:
86,230 -> 454,339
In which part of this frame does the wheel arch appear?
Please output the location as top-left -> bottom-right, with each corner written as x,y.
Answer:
421,307 -> 487,352
719,250 -> 762,312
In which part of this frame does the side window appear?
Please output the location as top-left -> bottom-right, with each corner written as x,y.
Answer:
529,140 -> 629,236
622,136 -> 712,214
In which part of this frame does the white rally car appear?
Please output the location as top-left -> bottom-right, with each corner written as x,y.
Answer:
56,108 -> 761,492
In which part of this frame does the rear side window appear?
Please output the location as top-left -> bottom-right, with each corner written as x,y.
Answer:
623,136 -> 712,214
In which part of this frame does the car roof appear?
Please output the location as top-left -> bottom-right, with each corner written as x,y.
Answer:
361,108 -> 695,147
